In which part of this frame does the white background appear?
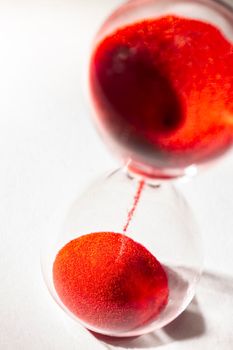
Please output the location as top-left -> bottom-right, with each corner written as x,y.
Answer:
0,1 -> 232,349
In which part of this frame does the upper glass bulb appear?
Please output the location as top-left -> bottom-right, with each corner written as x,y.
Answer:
89,0 -> 233,178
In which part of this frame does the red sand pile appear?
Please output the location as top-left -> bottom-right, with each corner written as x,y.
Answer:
53,232 -> 168,332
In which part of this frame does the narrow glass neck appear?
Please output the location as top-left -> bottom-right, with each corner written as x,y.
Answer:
126,159 -> 191,183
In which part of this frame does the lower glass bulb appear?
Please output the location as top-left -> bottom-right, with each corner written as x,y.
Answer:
41,169 -> 203,337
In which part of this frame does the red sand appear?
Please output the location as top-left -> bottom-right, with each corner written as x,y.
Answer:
53,232 -> 168,332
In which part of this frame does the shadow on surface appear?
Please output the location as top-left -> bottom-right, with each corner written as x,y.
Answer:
91,297 -> 206,348
163,298 -> 205,341
95,270 -> 233,348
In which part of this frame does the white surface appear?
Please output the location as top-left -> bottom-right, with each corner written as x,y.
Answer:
0,1 -> 232,349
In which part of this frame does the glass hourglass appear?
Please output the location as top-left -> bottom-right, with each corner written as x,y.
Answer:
41,0 -> 233,338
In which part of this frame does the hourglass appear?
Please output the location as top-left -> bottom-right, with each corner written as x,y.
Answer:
41,0 -> 233,338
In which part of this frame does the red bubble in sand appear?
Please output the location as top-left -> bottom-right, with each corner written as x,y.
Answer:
53,232 -> 168,332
